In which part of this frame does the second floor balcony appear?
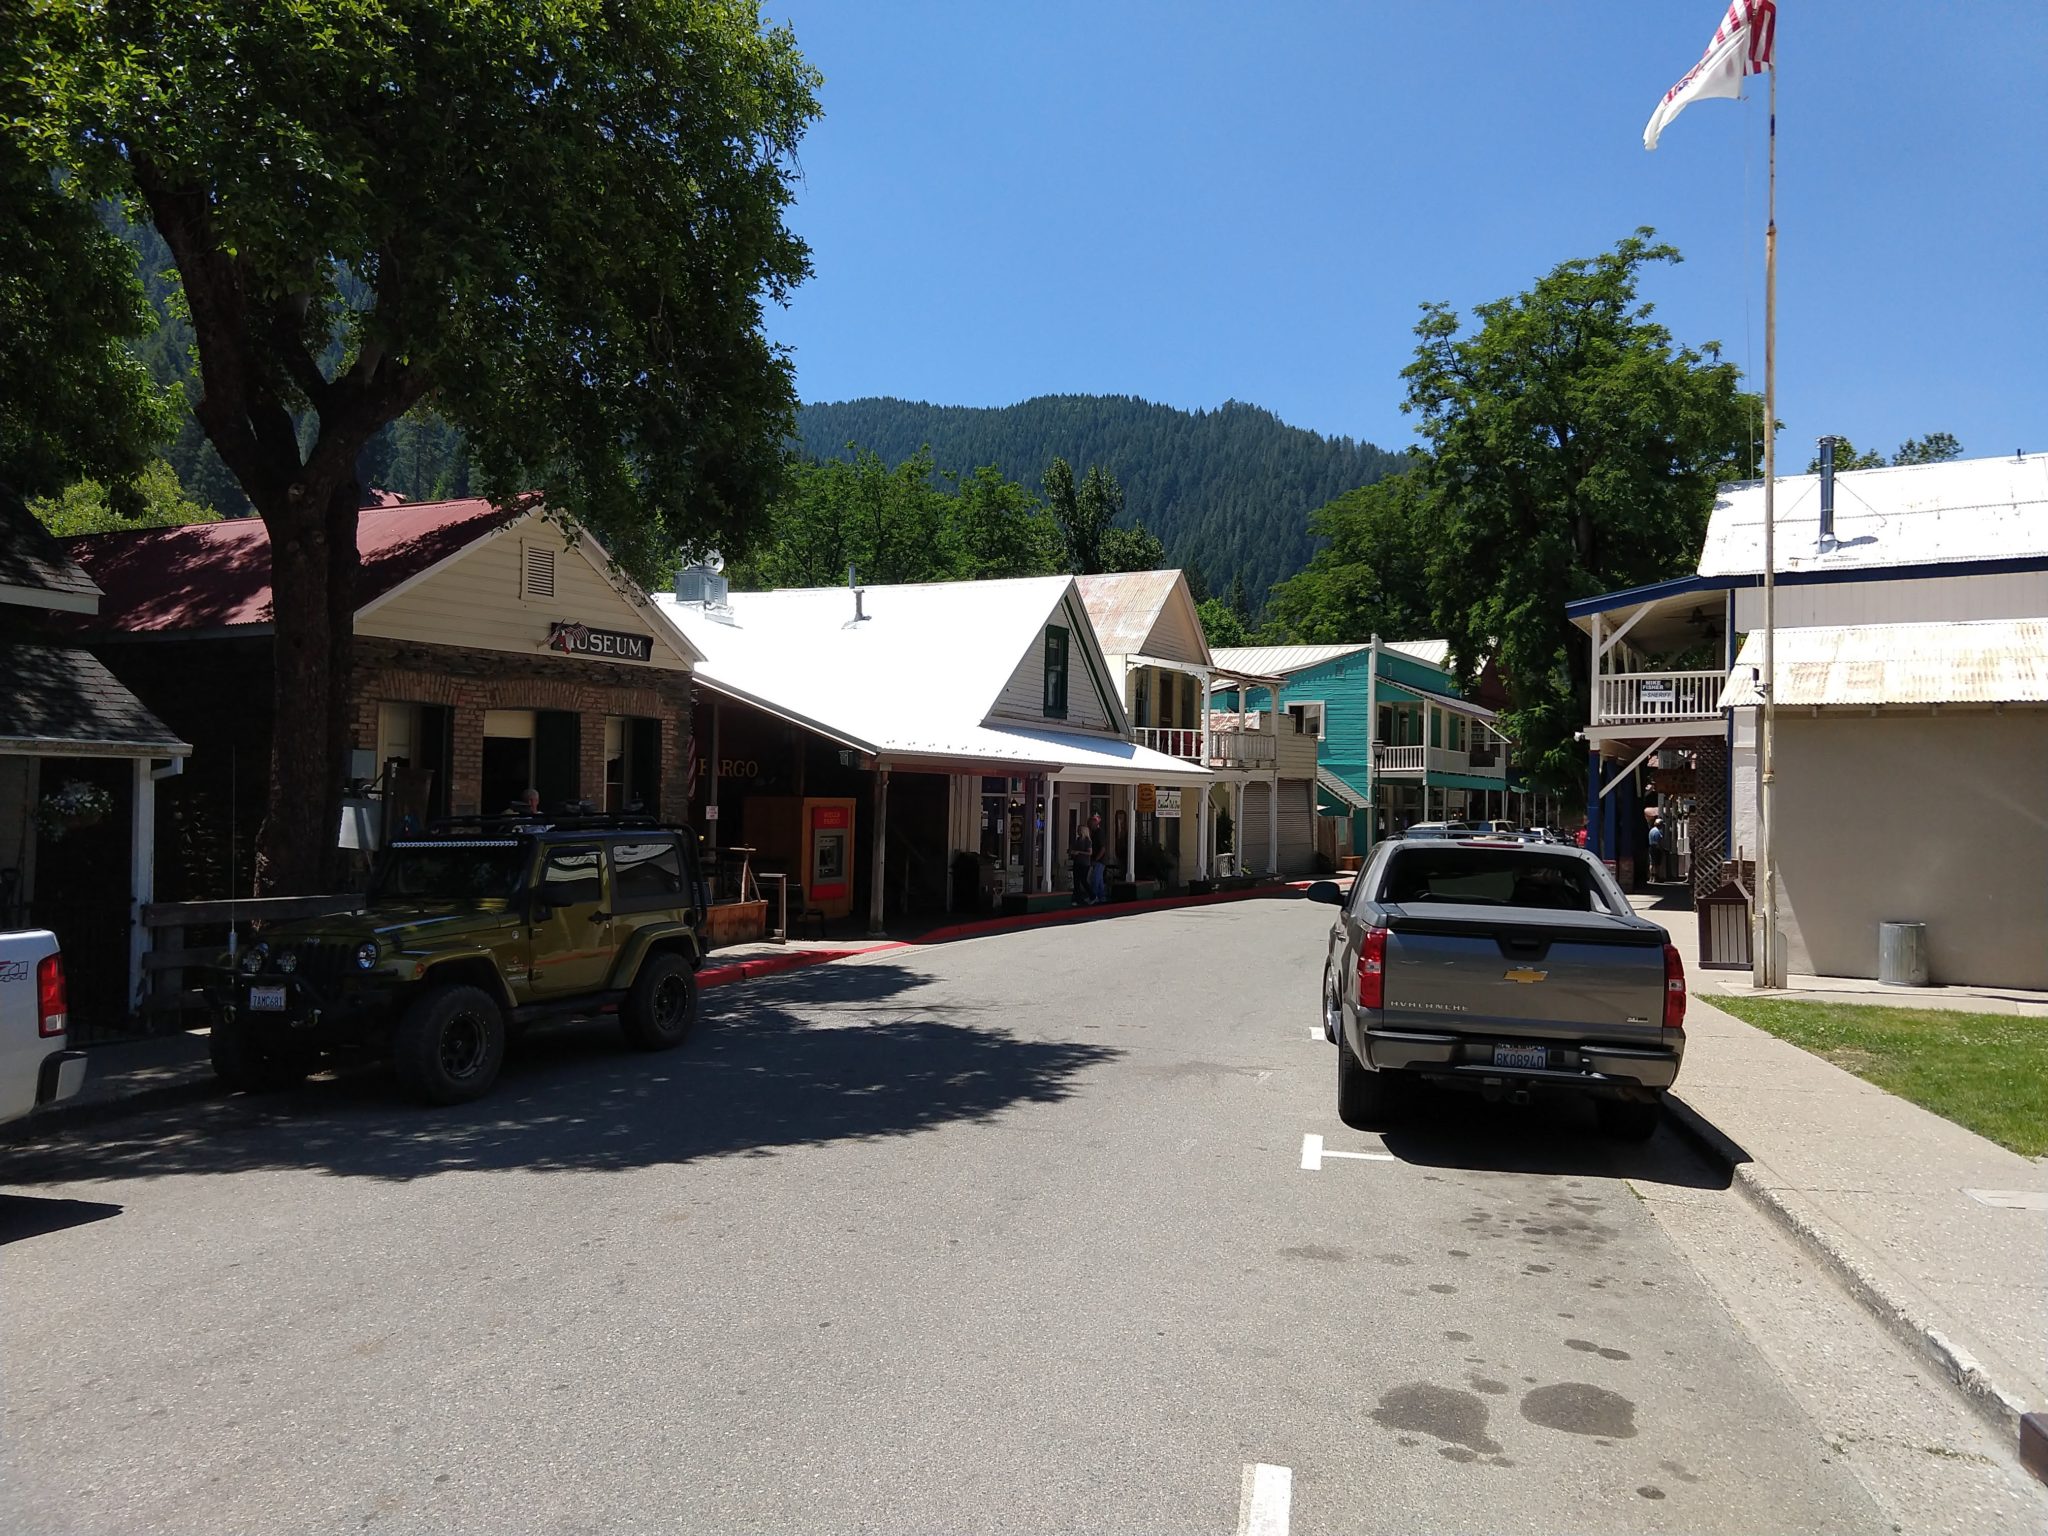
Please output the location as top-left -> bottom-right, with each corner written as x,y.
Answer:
1595,669 -> 1727,726
1130,723 -> 1278,769
1373,742 -> 1507,781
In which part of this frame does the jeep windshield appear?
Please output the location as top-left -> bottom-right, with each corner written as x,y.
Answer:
371,840 -> 530,902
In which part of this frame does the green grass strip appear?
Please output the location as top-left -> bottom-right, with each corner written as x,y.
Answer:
1712,998 -> 2048,1158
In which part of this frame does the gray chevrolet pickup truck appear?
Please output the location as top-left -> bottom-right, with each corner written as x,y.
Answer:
1310,838 -> 1686,1140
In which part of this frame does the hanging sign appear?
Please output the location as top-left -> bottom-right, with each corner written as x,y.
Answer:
1136,783 -> 1157,815
1637,678 -> 1675,700
545,621 -> 653,663
1154,788 -> 1181,818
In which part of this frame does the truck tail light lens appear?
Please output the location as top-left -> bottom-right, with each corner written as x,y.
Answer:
1663,943 -> 1687,1031
37,952 -> 68,1038
1357,926 -> 1388,1011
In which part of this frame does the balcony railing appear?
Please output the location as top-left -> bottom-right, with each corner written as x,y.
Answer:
1132,726 -> 1204,762
1596,669 -> 1726,725
1373,743 -> 1508,781
1209,732 -> 1276,769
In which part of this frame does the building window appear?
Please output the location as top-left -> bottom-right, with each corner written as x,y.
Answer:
1287,701 -> 1325,739
1044,626 -> 1069,718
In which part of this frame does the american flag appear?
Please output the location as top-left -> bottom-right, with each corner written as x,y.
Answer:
1644,1 -> 1776,151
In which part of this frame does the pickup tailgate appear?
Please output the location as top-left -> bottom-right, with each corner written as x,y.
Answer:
1380,905 -> 1669,1049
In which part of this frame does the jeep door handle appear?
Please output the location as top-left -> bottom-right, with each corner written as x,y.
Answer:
590,910 -> 610,923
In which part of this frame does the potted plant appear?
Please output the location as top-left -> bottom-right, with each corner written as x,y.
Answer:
35,779 -> 114,841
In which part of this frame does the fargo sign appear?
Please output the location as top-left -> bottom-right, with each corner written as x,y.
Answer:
545,621 -> 652,663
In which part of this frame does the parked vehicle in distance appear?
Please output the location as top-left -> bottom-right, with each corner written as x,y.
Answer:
0,929 -> 85,1127
1398,821 -> 1473,840
208,818 -> 708,1105
1309,837 -> 1685,1140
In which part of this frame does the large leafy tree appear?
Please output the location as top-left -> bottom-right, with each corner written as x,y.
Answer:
1267,471 -> 1435,644
1044,458 -> 1165,574
1403,232 -> 1757,792
16,0 -> 820,891
0,149 -> 178,501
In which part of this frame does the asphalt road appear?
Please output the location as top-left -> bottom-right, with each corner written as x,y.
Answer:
2,898 -> 2039,1534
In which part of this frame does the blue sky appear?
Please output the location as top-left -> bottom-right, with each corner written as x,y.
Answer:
762,0 -> 2047,467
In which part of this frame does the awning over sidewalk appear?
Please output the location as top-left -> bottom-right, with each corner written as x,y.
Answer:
1316,765 -> 1369,811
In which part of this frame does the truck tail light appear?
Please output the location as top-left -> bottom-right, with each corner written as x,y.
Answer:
37,952 -> 68,1038
1663,943 -> 1687,1031
1357,926 -> 1388,1011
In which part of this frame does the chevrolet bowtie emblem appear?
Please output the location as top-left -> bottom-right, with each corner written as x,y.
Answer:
1503,968 -> 1549,984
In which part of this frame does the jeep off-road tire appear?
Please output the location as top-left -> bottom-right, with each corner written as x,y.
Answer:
209,1017 -> 310,1094
621,952 -> 698,1052
1596,1093 -> 1663,1142
392,985 -> 506,1105
1336,1030 -> 1399,1129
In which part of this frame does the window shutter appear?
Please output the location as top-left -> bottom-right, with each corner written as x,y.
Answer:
523,544 -> 557,599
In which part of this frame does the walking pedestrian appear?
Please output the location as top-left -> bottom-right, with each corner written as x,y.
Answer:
1069,818 -> 1094,905
1648,819 -> 1667,883
1088,813 -> 1108,905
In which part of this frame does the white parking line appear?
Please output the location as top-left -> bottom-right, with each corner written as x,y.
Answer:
1306,1024 -> 1323,1041
1237,1462 -> 1292,1536
1299,1132 -> 1395,1171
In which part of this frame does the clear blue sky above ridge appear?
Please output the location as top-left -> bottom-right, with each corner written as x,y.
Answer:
764,0 -> 2047,468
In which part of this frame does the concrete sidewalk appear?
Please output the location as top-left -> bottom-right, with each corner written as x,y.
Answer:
1630,895 -> 2046,1451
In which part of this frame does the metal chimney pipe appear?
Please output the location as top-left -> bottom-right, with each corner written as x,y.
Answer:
1816,436 -> 1838,550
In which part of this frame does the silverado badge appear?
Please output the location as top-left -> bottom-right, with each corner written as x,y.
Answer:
1503,967 -> 1549,984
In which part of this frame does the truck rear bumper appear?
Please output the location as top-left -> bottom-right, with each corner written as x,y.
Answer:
36,1049 -> 87,1107
1365,1029 -> 1681,1090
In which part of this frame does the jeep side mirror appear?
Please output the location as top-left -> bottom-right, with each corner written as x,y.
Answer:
1305,880 -> 1344,906
529,892 -> 554,922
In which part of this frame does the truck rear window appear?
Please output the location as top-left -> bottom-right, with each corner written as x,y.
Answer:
1380,848 -> 1608,912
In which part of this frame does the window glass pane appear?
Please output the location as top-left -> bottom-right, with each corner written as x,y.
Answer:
1380,848 -> 1603,912
541,846 -> 602,905
614,840 -> 684,900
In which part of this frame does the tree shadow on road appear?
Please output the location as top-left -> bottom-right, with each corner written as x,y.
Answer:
1375,1084 -> 1735,1190
0,960 -> 1120,1187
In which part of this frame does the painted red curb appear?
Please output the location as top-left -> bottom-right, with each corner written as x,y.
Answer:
697,879 -> 1333,992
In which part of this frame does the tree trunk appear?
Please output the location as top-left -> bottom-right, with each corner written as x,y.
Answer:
252,477 -> 360,895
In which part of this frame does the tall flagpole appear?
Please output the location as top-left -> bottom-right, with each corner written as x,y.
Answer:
1755,59 -> 1780,987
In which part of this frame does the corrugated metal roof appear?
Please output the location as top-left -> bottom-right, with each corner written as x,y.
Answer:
1699,453 -> 2048,579
68,496 -> 521,631
1211,638 -> 1454,677
1719,618 -> 2048,708
1074,570 -> 1194,658
659,577 -> 1208,780
1211,642 -> 1368,676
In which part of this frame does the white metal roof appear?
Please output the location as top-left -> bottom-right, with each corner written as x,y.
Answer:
1211,638 -> 1453,677
657,576 -> 1208,781
1699,452 -> 2048,578
1210,642 -> 1368,676
1719,618 -> 2048,708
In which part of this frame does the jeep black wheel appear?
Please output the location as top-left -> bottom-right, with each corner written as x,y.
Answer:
622,952 -> 697,1052
393,984 -> 506,1105
209,1017 -> 310,1094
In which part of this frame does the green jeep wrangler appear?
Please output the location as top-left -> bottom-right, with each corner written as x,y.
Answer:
209,818 -> 708,1105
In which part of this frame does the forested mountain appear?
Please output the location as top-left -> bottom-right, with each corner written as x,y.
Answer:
795,396 -> 1409,605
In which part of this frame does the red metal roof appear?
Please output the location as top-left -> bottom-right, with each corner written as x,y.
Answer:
65,497 -> 520,633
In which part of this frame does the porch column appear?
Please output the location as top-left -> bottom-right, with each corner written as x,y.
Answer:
1125,781 -> 1137,886
129,757 -> 157,1016
1198,670 -> 1212,771
868,765 -> 889,936
1041,776 -> 1055,893
1233,778 -> 1244,871
1266,772 -> 1279,874
1195,783 -> 1208,878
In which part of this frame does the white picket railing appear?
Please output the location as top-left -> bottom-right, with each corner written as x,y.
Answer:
1131,726 -> 1204,762
1596,669 -> 1726,724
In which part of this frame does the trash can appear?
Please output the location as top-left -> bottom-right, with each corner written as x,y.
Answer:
1878,922 -> 1930,987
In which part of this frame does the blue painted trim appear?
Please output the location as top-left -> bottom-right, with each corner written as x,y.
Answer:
1569,553 -> 2048,620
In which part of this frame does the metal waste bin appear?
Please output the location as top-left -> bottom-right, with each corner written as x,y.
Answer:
1878,922 -> 1930,986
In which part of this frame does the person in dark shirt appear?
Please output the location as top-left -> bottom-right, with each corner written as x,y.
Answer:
1087,813 -> 1107,904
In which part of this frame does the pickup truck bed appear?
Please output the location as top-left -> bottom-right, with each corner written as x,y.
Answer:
1315,840 -> 1685,1139
0,929 -> 85,1127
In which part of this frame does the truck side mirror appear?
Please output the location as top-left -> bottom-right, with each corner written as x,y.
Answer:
1305,880 -> 1344,906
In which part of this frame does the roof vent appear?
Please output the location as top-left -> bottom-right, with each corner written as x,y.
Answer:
674,553 -> 729,610
522,544 -> 557,599
845,563 -> 868,627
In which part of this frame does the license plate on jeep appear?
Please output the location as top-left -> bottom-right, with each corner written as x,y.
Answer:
248,986 -> 287,1012
1492,1043 -> 1548,1070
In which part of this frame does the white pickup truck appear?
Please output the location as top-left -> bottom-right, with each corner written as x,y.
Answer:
0,929 -> 86,1126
